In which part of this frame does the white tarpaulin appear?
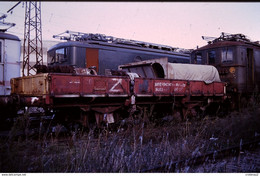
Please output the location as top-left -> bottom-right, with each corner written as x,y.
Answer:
167,63 -> 221,84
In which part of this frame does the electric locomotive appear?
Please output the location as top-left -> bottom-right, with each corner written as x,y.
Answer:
47,31 -> 191,75
191,32 -> 260,108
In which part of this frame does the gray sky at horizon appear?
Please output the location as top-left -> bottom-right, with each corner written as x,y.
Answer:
0,2 -> 260,49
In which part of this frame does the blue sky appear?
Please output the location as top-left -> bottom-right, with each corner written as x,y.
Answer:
0,2 -> 260,49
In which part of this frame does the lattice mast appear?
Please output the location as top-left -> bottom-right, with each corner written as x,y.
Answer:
22,1 -> 43,76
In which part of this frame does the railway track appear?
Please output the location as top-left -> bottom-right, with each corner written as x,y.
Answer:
0,106 -> 259,172
142,138 -> 260,172
221,148 -> 260,172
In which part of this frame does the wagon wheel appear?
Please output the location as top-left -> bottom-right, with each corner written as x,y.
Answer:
80,110 -> 90,131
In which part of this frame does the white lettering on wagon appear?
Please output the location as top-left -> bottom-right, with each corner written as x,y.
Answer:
109,79 -> 122,92
69,81 -> 80,84
155,88 -> 164,91
154,82 -> 186,92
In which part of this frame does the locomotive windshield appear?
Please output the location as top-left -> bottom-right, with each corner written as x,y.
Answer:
56,48 -> 68,63
48,47 -> 68,64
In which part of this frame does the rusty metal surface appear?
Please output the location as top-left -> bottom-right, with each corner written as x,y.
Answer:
11,73 -> 131,98
213,82 -> 226,96
190,81 -> 225,96
153,79 -> 187,96
134,78 -> 225,97
49,74 -> 130,97
190,82 -> 212,96
11,73 -> 49,96
119,57 -> 168,79
10,72 -> 226,110
134,78 -> 187,96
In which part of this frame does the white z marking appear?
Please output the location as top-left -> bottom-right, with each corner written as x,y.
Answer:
109,79 -> 122,92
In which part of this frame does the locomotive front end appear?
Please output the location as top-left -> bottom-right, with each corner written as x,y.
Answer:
191,33 -> 260,109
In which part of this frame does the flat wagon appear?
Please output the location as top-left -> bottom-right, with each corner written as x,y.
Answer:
10,58 -> 226,127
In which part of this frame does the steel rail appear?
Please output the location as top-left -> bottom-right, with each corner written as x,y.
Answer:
142,138 -> 260,172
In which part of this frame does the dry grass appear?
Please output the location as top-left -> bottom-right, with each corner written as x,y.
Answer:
0,104 -> 260,172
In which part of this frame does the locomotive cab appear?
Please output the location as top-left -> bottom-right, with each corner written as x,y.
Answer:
191,33 -> 260,108
47,44 -> 91,70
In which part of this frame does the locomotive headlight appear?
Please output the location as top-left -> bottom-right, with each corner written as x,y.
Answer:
229,67 -> 236,74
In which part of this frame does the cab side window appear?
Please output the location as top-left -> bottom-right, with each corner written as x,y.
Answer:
208,50 -> 216,65
194,52 -> 202,64
221,47 -> 233,63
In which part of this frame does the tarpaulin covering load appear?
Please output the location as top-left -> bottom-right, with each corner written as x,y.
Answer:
167,63 -> 221,84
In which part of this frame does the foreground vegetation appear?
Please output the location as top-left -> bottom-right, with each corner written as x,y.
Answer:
0,105 -> 260,172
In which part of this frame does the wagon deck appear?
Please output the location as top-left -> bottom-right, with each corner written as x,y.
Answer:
11,73 -> 226,110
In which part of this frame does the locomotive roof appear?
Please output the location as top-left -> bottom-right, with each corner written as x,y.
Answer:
48,39 -> 191,57
0,32 -> 20,41
49,30 -> 192,56
194,33 -> 260,51
196,40 -> 260,51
